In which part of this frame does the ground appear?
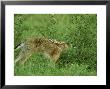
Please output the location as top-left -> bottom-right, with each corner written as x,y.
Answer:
14,14 -> 97,76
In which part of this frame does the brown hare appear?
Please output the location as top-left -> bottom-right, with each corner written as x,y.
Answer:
14,38 -> 69,64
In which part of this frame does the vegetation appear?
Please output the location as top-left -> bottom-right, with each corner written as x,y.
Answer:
14,14 -> 97,76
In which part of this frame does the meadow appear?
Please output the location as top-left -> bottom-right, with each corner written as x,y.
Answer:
14,14 -> 97,76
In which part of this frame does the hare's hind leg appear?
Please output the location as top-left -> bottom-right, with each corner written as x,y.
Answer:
15,51 -> 25,64
15,48 -> 31,64
14,42 -> 26,64
20,52 -> 32,65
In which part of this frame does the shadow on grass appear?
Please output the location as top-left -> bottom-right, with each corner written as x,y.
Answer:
56,50 -> 75,68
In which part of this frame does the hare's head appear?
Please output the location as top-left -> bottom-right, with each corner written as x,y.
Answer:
55,41 -> 69,50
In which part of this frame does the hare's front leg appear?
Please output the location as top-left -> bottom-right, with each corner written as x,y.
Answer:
50,48 -> 61,63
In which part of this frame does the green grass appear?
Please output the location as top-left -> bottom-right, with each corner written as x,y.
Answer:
14,14 -> 97,76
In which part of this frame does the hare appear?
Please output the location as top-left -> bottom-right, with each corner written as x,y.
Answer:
14,38 -> 69,64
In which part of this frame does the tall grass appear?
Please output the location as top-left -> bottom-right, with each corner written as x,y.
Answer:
14,14 -> 97,76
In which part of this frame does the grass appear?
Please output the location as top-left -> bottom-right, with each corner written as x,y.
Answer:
14,14 -> 97,76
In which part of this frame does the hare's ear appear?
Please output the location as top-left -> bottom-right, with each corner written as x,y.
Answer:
14,42 -> 25,51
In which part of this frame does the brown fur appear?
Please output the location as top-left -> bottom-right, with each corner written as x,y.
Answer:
15,38 -> 68,64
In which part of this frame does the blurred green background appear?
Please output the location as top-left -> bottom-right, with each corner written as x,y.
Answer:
14,14 -> 97,76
